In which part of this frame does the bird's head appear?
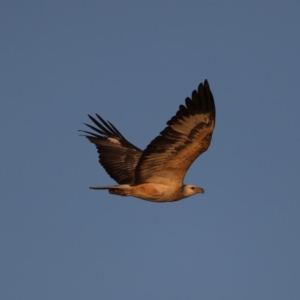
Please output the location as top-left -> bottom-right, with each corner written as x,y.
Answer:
183,185 -> 204,198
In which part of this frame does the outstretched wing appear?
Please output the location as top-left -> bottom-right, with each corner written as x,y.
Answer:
133,80 -> 215,186
79,114 -> 142,184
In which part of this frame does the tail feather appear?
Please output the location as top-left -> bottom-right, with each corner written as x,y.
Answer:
90,184 -> 131,190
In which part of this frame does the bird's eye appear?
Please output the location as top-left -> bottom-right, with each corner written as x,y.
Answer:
191,187 -> 195,190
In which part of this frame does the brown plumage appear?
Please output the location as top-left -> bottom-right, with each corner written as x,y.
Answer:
80,114 -> 141,184
80,80 -> 216,202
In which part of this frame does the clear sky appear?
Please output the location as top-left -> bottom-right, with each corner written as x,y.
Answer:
1,1 -> 300,299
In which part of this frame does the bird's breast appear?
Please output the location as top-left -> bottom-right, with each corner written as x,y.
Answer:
130,183 -> 183,202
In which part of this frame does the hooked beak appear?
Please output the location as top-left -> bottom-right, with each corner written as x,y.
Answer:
197,187 -> 204,194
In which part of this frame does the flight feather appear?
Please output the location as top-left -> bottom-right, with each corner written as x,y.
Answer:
79,114 -> 142,184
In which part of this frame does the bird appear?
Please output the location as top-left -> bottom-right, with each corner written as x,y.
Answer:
79,80 -> 216,202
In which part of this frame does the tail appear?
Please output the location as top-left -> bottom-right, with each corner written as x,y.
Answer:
90,184 -> 131,190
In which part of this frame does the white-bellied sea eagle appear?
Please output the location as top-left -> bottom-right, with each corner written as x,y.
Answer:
79,80 -> 216,202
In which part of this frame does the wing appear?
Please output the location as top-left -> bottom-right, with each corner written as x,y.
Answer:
133,80 -> 215,185
79,114 -> 142,184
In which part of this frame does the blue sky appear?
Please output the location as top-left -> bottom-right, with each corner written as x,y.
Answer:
1,1 -> 300,299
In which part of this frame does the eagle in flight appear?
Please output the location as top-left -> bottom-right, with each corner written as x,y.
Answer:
80,80 -> 216,202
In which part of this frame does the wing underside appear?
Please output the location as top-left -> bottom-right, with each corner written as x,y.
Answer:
80,114 -> 142,184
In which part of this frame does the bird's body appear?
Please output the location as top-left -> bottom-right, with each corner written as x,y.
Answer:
93,183 -> 204,202
80,80 -> 216,202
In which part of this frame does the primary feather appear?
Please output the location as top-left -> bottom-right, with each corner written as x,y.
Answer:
79,114 -> 142,184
